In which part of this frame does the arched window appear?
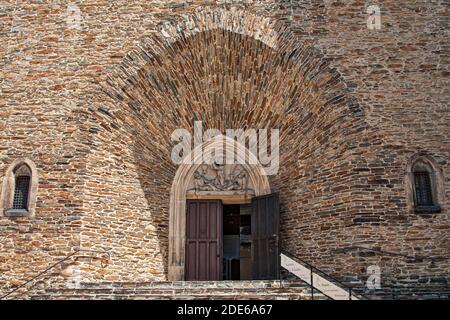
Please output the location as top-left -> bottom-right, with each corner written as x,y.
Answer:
406,155 -> 443,214
1,159 -> 38,217
12,164 -> 32,210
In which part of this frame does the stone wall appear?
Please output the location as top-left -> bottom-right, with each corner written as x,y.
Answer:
0,0 -> 448,295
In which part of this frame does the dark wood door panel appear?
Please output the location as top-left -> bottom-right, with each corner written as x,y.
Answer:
251,193 -> 280,280
185,200 -> 222,281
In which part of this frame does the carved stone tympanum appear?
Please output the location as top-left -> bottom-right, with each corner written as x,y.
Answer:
191,163 -> 252,193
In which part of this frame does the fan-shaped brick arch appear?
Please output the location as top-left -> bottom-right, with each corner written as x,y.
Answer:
82,7 -> 369,280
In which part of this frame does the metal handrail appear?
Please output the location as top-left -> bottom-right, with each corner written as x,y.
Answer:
282,250 -> 369,300
0,249 -> 110,300
282,249 -> 449,300
278,256 -> 333,300
338,246 -> 449,299
310,265 -> 314,300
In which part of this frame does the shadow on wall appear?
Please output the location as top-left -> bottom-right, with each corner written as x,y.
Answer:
132,130 -> 177,278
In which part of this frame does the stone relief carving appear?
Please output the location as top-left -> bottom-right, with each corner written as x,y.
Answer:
191,163 -> 252,192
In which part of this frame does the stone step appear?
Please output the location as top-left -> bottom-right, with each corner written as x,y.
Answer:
31,293 -> 316,300
28,280 -> 327,300
43,287 -> 310,295
75,280 -> 307,290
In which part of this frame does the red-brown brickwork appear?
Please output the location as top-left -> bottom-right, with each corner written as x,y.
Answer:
0,1 -> 448,298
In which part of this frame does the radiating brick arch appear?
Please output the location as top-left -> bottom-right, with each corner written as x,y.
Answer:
103,7 -> 282,91
86,7 -> 369,279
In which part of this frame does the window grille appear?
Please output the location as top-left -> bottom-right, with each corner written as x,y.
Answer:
12,176 -> 31,210
414,171 -> 433,206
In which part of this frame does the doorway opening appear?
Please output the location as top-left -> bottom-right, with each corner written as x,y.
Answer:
222,204 -> 252,280
184,194 -> 279,281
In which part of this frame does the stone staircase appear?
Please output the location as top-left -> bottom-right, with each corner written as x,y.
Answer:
29,280 -> 327,300
4,250 -> 445,300
280,253 -> 361,300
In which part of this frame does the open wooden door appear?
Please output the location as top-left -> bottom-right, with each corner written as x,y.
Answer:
185,200 -> 223,280
251,193 -> 280,280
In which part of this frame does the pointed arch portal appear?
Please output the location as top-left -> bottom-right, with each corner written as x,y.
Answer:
168,136 -> 273,280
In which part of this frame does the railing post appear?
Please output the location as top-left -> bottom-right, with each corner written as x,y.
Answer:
349,287 -> 352,300
278,255 -> 282,287
310,266 -> 314,300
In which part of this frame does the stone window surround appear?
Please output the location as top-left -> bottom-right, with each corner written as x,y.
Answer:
406,154 -> 444,214
1,159 -> 39,218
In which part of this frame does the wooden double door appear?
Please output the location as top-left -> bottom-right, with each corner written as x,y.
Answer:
185,193 -> 280,281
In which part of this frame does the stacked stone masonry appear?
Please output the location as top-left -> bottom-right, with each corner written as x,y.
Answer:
0,1 -> 448,298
